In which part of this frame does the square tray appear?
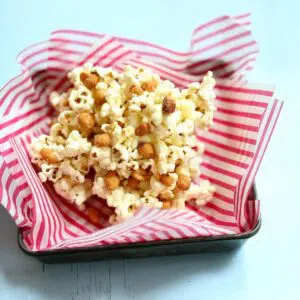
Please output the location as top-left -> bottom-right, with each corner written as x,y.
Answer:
18,185 -> 260,263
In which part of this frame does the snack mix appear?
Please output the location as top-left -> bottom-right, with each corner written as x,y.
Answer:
30,64 -> 216,223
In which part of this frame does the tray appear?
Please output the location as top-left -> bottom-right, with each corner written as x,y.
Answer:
18,185 -> 260,263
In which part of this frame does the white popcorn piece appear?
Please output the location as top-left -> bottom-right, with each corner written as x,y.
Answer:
69,179 -> 93,209
38,163 -> 63,183
71,154 -> 90,174
188,181 -> 216,206
53,177 -> 74,200
57,110 -> 77,127
150,104 -> 163,126
69,86 -> 94,111
189,156 -> 203,178
100,103 -> 111,117
49,91 -> 70,112
164,110 -> 182,130
90,146 -> 112,169
50,123 -> 70,144
93,176 -> 109,199
106,187 -> 141,222
141,195 -> 163,209
65,130 -> 91,157
59,159 -> 85,183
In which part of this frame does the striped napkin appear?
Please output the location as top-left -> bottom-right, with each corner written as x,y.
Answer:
0,13 -> 282,251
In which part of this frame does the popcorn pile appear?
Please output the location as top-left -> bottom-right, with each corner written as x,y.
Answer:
29,64 -> 216,223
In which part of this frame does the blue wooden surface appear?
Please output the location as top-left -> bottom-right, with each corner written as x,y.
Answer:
0,1 -> 299,299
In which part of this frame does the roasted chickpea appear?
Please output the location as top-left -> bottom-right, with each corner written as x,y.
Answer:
141,80 -> 158,92
131,168 -> 149,181
162,201 -> 172,209
135,123 -> 151,136
40,148 -> 60,164
160,174 -> 173,187
80,72 -> 99,89
138,143 -> 155,159
104,171 -> 120,190
127,177 -> 139,189
87,207 -> 100,223
78,112 -> 95,132
129,85 -> 143,95
176,174 -> 191,191
92,89 -> 106,106
94,133 -> 111,147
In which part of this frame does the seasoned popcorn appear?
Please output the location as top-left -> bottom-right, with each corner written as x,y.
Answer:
29,64 -> 216,223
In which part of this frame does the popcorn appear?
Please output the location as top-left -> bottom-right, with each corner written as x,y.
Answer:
59,159 -> 85,183
69,179 -> 93,209
30,64 -> 216,224
57,110 -> 77,127
54,176 -> 93,210
71,154 -> 90,174
106,187 -> 141,222
54,177 -> 74,200
141,195 -> 163,209
38,163 -> 62,183
90,146 -> 112,169
65,130 -> 91,157
93,176 -> 108,199
50,123 -> 70,145
69,86 -> 94,111
50,91 -> 70,112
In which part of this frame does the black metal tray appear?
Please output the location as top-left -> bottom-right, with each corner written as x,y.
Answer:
18,185 -> 260,264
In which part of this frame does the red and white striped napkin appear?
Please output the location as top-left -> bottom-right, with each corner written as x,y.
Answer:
0,13 -> 282,251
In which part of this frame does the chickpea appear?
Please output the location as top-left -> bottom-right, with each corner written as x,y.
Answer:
138,143 -> 155,159
131,168 -> 148,181
129,85 -> 143,95
40,148 -> 60,164
127,177 -> 139,189
162,201 -> 172,209
160,174 -> 173,187
141,80 -> 158,92
176,174 -> 191,191
78,112 -> 95,132
162,97 -> 176,113
80,72 -> 99,89
92,89 -> 106,106
104,171 -> 120,190
158,192 -> 173,202
87,207 -> 100,223
135,123 -> 151,136
94,133 -> 111,147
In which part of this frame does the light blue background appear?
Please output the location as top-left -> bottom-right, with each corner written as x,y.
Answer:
0,1 -> 299,299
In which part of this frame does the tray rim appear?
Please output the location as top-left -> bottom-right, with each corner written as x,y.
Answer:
17,184 -> 260,257
18,217 -> 261,257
